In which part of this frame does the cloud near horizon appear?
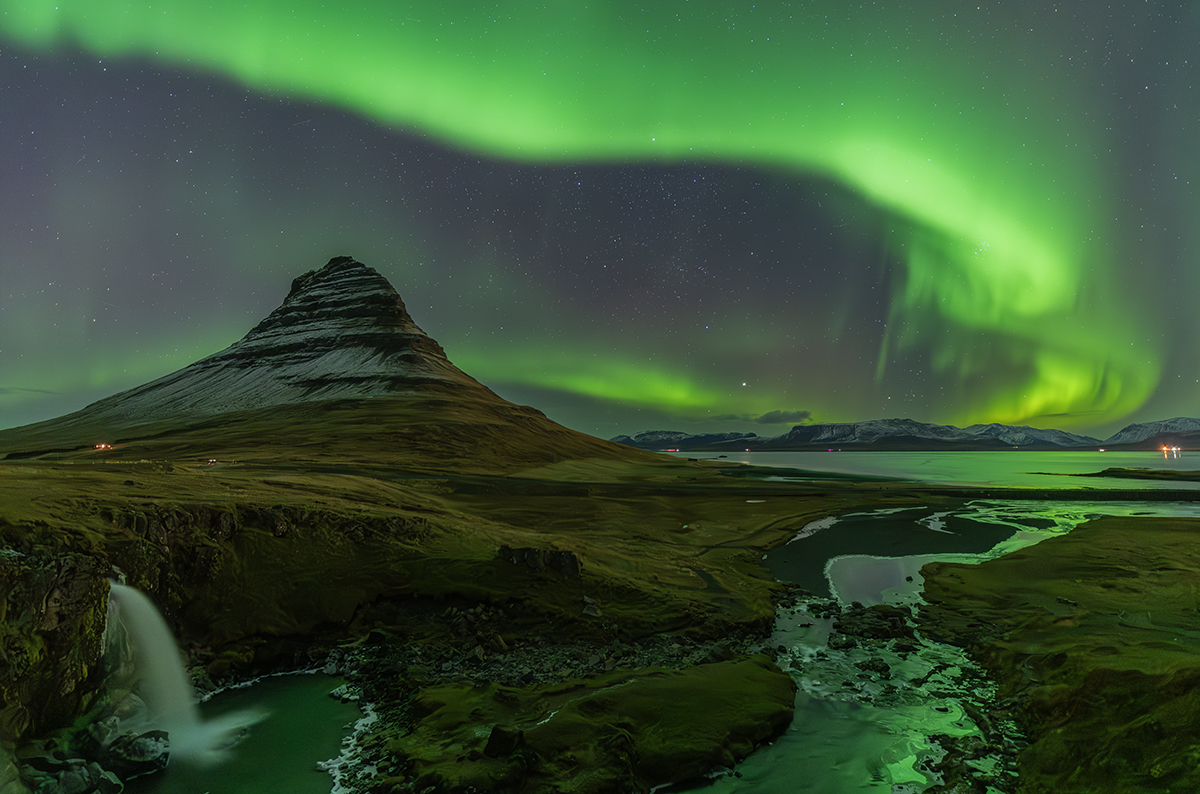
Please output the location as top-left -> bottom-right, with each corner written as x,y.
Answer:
0,387 -> 57,396
715,410 -> 812,425
1032,411 -> 1108,420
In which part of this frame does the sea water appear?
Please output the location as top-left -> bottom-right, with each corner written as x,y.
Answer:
676,449 -> 1200,489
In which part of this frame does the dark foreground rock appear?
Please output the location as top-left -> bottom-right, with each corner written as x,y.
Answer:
920,517 -> 1200,793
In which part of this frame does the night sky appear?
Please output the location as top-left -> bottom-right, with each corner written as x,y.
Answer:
1,1 -> 1196,438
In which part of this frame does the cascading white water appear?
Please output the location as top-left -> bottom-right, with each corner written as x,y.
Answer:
106,583 -> 265,765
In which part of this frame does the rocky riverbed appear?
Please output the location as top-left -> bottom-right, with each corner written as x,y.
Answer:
316,597 -> 798,794
305,583 -> 1027,794
755,588 -> 1025,794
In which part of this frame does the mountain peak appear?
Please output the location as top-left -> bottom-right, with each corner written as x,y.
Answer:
248,255 -> 416,336
38,257 -> 488,429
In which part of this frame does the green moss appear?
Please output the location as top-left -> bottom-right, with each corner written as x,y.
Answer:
921,517 -> 1200,793
0,552 -> 109,746
381,656 -> 795,793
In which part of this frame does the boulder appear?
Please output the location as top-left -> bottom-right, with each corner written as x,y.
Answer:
97,730 -> 169,781
496,546 -> 582,579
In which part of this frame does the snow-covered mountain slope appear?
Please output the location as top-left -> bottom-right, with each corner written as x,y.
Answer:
767,419 -> 976,446
963,423 -> 1100,448
618,419 -> 1107,450
51,256 -> 492,426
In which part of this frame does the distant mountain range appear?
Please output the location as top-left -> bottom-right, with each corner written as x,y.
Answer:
609,431 -> 761,450
1102,417 -> 1200,447
612,417 -> 1200,452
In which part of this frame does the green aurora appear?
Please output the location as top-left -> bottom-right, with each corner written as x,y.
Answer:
0,1 -> 1171,428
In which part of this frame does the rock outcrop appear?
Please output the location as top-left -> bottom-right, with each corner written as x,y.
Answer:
0,553 -> 110,747
497,546 -> 582,579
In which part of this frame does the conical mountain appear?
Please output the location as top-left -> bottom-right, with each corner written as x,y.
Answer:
0,257 -> 643,470
68,256 -> 489,423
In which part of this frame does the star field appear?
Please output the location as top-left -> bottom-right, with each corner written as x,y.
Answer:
0,1 -> 1197,438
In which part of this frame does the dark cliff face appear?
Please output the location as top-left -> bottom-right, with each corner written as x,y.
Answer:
0,553 -> 110,745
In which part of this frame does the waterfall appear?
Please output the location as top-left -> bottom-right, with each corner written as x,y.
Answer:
106,583 -> 265,765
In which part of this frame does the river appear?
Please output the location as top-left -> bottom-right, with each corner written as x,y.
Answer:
674,450 -> 1200,792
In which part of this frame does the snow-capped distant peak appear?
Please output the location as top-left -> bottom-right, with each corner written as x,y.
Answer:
777,418 -> 974,444
1103,417 -> 1200,446
610,430 -> 758,450
963,423 -> 1100,447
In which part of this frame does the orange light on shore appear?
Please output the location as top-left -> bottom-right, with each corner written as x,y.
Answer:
93,443 -> 112,450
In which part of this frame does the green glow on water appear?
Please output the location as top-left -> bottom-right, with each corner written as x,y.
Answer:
130,674 -> 358,794
0,0 -> 1161,425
